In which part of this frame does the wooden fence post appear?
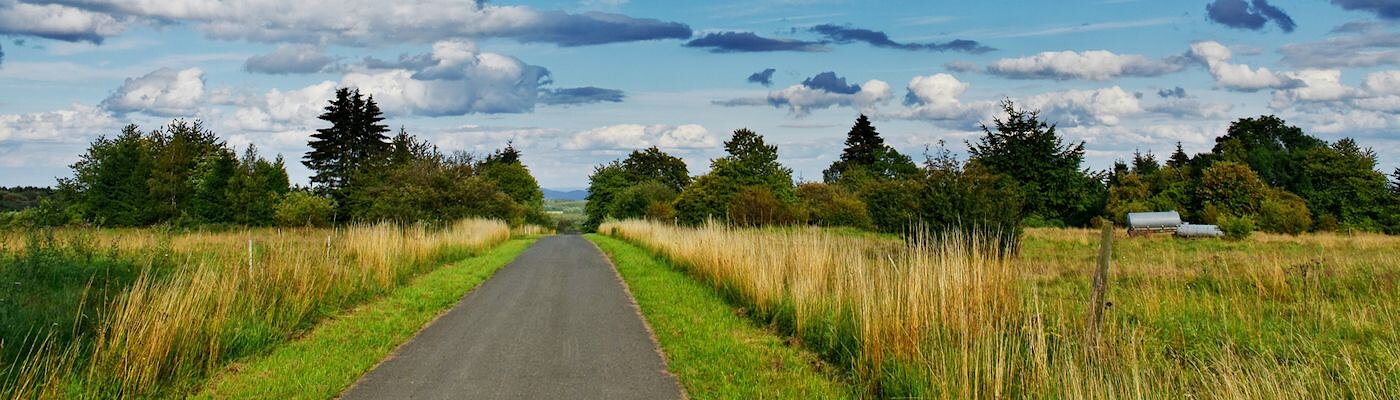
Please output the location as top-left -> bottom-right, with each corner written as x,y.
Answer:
1087,223 -> 1113,348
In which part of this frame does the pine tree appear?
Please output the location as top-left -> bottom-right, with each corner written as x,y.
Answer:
824,114 -> 917,183
1167,142 -> 1191,168
1131,150 -> 1160,176
968,100 -> 1102,226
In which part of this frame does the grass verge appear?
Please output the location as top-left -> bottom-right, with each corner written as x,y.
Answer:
586,234 -> 855,399
194,237 -> 537,399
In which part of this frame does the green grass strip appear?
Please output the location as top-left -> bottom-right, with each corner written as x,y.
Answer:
194,237 -> 537,399
587,234 -> 856,399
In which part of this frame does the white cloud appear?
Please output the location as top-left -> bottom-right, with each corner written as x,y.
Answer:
565,124 -> 718,150
1023,86 -> 1142,126
0,2 -> 126,43
766,79 -> 893,115
987,50 -> 1187,81
1189,41 -> 1300,91
2,1 -> 689,47
100,67 -> 206,117
0,104 -> 118,143
1269,69 -> 1361,109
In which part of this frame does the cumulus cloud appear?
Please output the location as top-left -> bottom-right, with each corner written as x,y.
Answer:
684,31 -> 828,53
1023,86 -> 1143,126
1206,0 -> 1297,32
765,72 -> 892,115
1189,41 -> 1302,91
564,124 -> 718,150
1,1 -> 690,47
101,67 -> 206,117
0,104 -> 117,143
747,68 -> 776,86
808,24 -> 994,53
1269,69 -> 1362,108
0,1 -> 126,43
244,44 -> 337,75
891,73 -> 987,125
227,81 -> 339,133
986,50 -> 1188,81
539,87 -> 625,105
1330,0 -> 1400,20
1280,24 -> 1400,68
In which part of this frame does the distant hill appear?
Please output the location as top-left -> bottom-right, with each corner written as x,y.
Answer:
543,188 -> 588,201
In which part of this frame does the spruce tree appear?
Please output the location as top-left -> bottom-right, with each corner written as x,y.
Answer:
840,114 -> 882,166
305,88 -> 354,196
1167,142 -> 1191,168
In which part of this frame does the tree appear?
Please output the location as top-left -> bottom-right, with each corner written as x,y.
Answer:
609,181 -> 678,220
226,145 -> 289,225
1131,150 -> 1160,176
1198,161 -> 1267,223
1295,138 -> 1391,231
147,120 -> 224,221
584,162 -> 633,231
675,129 -> 796,224
303,88 -> 390,217
1207,115 -> 1324,191
823,115 -> 918,184
275,191 -> 334,227
967,100 -> 1103,226
69,125 -> 156,226
621,147 -> 690,193
726,186 -> 798,227
1167,142 -> 1191,169
188,148 -> 237,223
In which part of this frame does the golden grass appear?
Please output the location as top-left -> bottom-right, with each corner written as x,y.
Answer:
603,220 -> 1400,399
2,219 -> 511,398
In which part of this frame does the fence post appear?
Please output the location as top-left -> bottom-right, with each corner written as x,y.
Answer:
1087,223 -> 1113,348
248,239 -> 254,275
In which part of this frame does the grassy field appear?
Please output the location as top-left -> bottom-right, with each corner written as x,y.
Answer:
601,220 -> 1400,399
587,234 -> 856,399
197,238 -> 536,399
0,220 -> 512,398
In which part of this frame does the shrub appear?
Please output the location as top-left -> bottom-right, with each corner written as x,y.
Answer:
1199,161 -> 1267,218
1217,214 -> 1255,240
796,182 -> 872,229
1258,190 -> 1312,235
610,181 -> 678,220
858,179 -> 923,233
274,192 -> 334,227
726,186 -> 798,227
645,201 -> 675,222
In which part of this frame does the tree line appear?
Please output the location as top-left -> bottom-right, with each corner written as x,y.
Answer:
585,101 -> 1400,245
0,88 -> 546,228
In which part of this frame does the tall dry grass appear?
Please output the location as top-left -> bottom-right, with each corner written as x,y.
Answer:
2,219 -> 510,398
603,220 -> 1400,399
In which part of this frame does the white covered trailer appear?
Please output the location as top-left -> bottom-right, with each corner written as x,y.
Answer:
1126,211 -> 1182,236
1175,224 -> 1224,238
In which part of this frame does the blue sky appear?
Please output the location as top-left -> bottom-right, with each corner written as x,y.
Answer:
1,0 -> 1397,189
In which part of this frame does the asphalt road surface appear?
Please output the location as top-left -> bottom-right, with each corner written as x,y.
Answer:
340,235 -> 683,400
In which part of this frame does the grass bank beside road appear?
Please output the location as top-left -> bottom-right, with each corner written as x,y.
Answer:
587,234 -> 855,400
196,237 -> 537,399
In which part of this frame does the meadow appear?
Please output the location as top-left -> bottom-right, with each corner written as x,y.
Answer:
0,220 -> 512,398
601,220 -> 1400,399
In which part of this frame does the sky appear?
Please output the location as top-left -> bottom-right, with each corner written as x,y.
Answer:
1,0 -> 1398,190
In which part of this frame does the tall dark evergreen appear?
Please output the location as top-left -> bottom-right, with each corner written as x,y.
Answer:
968,100 -> 1103,226
824,115 -> 918,183
1167,142 -> 1191,169
303,88 -> 390,214
840,114 -> 882,166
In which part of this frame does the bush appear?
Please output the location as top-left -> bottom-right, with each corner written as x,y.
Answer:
859,179 -> 923,233
1217,214 -> 1255,241
610,181 -> 678,220
726,186 -> 798,227
1258,190 -> 1312,235
796,182 -> 872,229
645,201 -> 675,222
274,192 -> 334,227
1199,161 -> 1267,218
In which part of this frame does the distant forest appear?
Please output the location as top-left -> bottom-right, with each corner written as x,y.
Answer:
0,88 -> 547,228
585,100 -> 1400,243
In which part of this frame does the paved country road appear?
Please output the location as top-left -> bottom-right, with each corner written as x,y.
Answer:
340,235 -> 683,400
